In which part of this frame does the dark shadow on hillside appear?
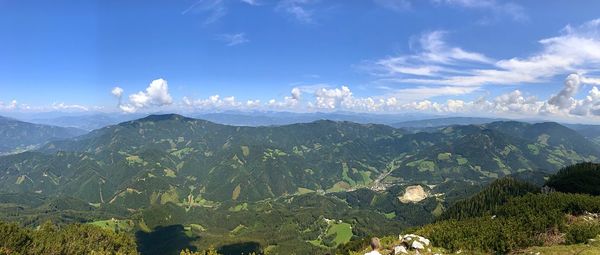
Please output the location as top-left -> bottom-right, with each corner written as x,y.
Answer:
217,242 -> 263,255
136,225 -> 199,255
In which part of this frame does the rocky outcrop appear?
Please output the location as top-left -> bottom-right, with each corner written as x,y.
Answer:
393,234 -> 437,254
398,185 -> 428,203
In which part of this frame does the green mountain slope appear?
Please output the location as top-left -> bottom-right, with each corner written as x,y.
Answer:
438,177 -> 539,221
351,164 -> 600,254
0,115 -> 599,254
386,122 -> 599,183
546,162 -> 600,195
0,116 -> 87,155
0,114 -> 597,209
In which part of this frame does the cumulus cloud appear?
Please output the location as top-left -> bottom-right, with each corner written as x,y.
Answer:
246,99 -> 261,108
548,74 -> 581,109
314,86 -> 353,109
571,87 -> 600,116
111,86 -> 124,106
268,87 -> 302,108
0,100 -> 18,111
183,95 -> 243,110
291,87 -> 301,100
111,87 -> 124,98
118,78 -> 173,113
51,103 -> 89,112
388,89 -> 544,116
544,73 -> 600,116
309,86 -> 398,112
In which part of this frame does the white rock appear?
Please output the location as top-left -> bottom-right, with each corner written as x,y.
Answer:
394,245 -> 408,254
418,236 -> 430,246
403,234 -> 417,242
412,240 -> 425,250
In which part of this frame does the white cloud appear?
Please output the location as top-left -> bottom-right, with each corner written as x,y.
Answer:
183,95 -> 242,109
118,78 -> 173,113
391,89 -> 544,116
291,87 -> 301,100
182,0 -> 227,25
370,19 -> 600,90
240,0 -> 259,5
276,0 -> 315,24
246,99 -> 261,108
267,87 -> 302,108
111,86 -> 124,106
314,86 -> 352,109
0,100 -> 100,113
309,86 -> 394,112
0,100 -> 18,111
548,74 -> 581,109
111,87 -> 124,98
387,85 -> 480,102
432,0 -> 527,22
51,103 -> 89,112
217,33 -> 249,46
370,30 -> 493,81
571,86 -> 600,116
544,73 -> 600,116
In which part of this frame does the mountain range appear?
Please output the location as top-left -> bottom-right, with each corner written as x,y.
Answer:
0,113 -> 599,254
1,114 -> 597,206
0,116 -> 87,155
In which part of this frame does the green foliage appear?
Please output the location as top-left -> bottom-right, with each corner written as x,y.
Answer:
439,177 -> 539,221
1,115 -> 599,254
546,162 -> 600,195
179,248 -> 220,255
0,220 -> 137,255
0,221 -> 32,254
565,220 -> 600,244
417,192 -> 600,253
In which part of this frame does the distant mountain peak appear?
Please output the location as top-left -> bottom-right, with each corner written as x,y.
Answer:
137,114 -> 187,122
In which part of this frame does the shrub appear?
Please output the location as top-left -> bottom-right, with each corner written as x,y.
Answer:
565,220 -> 600,244
415,192 -> 600,253
546,162 -> 600,195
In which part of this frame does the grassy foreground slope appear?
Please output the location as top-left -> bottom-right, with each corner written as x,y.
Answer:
0,220 -> 137,254
347,163 -> 600,255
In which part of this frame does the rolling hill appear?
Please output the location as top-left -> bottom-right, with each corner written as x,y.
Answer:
0,114 -> 596,207
0,114 -> 598,254
0,116 -> 87,155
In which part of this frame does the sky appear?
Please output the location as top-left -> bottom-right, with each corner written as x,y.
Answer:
2,0 -> 600,122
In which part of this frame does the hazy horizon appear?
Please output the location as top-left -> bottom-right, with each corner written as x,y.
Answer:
2,1 -> 600,124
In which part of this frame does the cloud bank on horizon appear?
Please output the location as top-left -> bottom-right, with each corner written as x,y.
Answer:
2,1 -> 600,122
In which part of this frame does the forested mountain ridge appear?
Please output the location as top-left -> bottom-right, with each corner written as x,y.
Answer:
0,114 -> 599,254
0,114 -> 597,209
0,116 -> 87,155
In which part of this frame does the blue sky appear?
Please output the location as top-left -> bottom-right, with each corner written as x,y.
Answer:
2,0 -> 600,121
